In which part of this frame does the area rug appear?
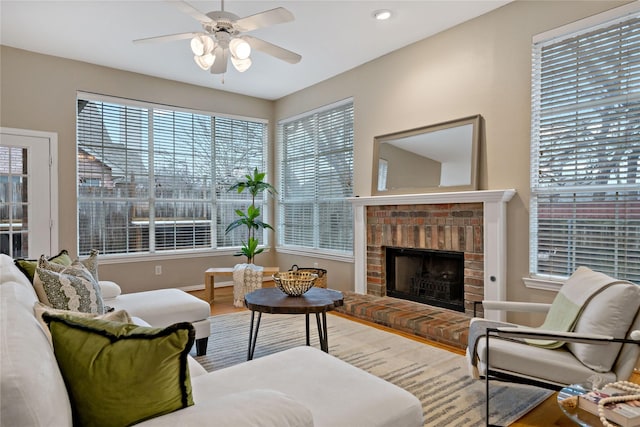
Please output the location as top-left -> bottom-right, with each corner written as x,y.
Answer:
192,311 -> 552,427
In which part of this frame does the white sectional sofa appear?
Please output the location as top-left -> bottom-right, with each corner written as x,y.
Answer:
99,281 -> 211,355
0,254 -> 423,426
13,250 -> 212,356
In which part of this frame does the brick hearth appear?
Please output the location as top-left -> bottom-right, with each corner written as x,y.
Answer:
366,202 -> 484,316
335,291 -> 469,350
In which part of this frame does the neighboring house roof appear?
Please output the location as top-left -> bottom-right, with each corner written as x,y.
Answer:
77,101 -> 148,182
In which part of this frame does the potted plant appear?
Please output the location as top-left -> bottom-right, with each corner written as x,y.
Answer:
225,167 -> 277,264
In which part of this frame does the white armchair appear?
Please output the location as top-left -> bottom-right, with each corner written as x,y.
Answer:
466,268 -> 640,426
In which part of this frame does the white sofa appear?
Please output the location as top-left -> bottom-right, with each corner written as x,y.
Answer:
11,251 -> 212,356
1,254 -> 423,427
99,281 -> 211,355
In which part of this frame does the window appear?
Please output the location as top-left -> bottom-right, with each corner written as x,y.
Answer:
77,94 -> 267,257
278,100 -> 354,256
530,7 -> 640,283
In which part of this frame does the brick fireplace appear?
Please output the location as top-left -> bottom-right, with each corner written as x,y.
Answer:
350,190 -> 516,321
366,202 -> 484,315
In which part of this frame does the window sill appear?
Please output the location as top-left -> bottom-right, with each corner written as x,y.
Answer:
523,276 -> 564,292
276,246 -> 354,263
95,248 -> 245,264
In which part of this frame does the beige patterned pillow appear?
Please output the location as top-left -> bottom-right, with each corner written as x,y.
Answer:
76,249 -> 99,282
33,302 -> 132,343
34,257 -> 105,314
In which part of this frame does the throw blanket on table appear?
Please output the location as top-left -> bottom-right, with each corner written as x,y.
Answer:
233,264 -> 264,308
467,266 -> 627,378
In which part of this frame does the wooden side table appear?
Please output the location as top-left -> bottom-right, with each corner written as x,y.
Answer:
243,287 -> 344,360
204,266 -> 279,304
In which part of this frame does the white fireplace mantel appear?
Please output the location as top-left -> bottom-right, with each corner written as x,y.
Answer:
348,189 -> 516,321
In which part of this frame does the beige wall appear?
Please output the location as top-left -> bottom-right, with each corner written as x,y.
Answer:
274,0 -> 629,320
0,46 -> 276,293
1,1 -> 629,306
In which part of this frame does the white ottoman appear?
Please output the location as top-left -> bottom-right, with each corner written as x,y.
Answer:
139,346 -> 424,427
101,282 -> 211,356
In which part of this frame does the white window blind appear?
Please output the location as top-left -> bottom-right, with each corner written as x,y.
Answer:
214,117 -> 267,248
77,95 -> 267,256
530,11 -> 640,282
278,100 -> 354,254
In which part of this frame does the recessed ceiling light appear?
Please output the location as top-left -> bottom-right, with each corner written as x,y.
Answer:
373,9 -> 392,21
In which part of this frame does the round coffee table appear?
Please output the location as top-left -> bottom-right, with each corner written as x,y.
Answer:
557,383 -> 601,426
244,287 -> 344,360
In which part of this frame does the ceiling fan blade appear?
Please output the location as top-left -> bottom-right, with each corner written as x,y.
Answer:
133,32 -> 200,44
234,7 -> 294,33
168,0 -> 215,24
243,36 -> 301,64
210,47 -> 228,74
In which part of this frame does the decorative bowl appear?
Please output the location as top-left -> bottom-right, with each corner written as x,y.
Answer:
273,271 -> 318,296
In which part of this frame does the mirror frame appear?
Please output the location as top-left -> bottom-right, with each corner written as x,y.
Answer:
371,114 -> 481,195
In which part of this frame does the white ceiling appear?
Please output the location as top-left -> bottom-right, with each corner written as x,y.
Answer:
0,1 -> 511,100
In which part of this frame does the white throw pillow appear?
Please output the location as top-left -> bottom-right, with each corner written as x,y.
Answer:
567,283 -> 640,372
99,281 -> 122,299
33,302 -> 132,343
1,284 -> 73,426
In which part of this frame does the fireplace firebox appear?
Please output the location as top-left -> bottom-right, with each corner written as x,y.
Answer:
385,247 -> 465,312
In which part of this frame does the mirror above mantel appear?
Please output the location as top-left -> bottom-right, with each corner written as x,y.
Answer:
372,115 -> 481,195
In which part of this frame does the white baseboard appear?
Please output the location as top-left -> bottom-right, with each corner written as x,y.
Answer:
178,281 -> 234,292
178,276 -> 273,292
179,284 -> 205,292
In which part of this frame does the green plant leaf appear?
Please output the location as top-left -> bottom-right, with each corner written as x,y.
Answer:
252,220 -> 273,230
246,205 -> 260,219
225,218 -> 250,233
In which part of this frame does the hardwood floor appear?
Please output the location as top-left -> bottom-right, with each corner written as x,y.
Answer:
189,285 -> 639,426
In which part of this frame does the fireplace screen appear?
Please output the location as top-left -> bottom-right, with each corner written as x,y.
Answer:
385,247 -> 464,312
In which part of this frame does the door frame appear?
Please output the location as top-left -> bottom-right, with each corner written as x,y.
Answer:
0,127 -> 59,256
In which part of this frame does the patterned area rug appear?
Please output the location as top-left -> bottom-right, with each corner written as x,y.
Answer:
193,311 -> 552,427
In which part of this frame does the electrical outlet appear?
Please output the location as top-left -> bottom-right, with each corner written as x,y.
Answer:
155,265 -> 162,275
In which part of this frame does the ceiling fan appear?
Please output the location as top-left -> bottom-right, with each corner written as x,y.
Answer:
134,0 -> 302,74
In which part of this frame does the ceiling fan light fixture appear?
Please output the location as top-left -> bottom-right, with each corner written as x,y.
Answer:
190,35 -> 214,56
229,38 -> 251,60
373,9 -> 392,20
231,56 -> 252,72
194,53 -> 216,70
136,2 -> 302,76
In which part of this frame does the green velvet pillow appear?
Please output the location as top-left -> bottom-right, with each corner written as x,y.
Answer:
43,314 -> 195,427
14,249 -> 73,283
